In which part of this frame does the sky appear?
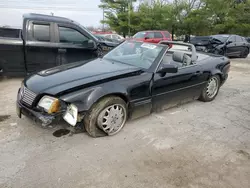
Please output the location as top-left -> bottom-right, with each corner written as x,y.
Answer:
0,0 -> 103,27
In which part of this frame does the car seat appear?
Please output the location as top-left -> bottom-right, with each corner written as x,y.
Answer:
172,51 -> 192,67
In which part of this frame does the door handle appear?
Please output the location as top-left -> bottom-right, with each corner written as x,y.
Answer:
58,48 -> 67,53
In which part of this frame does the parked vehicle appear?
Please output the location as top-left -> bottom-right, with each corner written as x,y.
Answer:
102,33 -> 124,43
95,34 -> 122,44
133,30 -> 172,44
209,35 -> 249,58
94,34 -> 120,54
245,37 -> 250,43
92,31 -> 113,35
16,41 -> 230,137
190,34 -> 249,58
0,13 -> 115,76
189,36 -> 211,51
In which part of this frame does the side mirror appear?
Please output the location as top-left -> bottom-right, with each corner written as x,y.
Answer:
226,41 -> 232,45
88,40 -> 96,48
157,64 -> 178,74
145,36 -> 149,40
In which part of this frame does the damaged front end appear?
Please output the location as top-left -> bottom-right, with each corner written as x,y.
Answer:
192,36 -> 226,55
16,86 -> 85,127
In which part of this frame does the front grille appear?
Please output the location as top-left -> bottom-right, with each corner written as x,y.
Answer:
20,87 -> 37,106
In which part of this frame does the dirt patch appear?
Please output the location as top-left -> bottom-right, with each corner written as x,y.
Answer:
0,115 -> 10,122
237,150 -> 250,160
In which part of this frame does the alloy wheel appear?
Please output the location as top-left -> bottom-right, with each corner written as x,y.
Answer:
97,104 -> 127,135
206,77 -> 219,99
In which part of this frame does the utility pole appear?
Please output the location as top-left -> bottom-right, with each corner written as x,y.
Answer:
102,8 -> 105,31
128,0 -> 131,37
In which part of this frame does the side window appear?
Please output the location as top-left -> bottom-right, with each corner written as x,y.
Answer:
112,34 -> 119,40
33,24 -> 50,42
228,36 -> 236,43
242,37 -> 247,43
146,32 -> 154,39
59,26 -> 89,45
163,31 -> 171,38
105,35 -> 112,39
236,36 -> 243,42
154,32 -> 163,38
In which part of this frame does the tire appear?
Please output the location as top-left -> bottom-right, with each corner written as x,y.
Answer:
240,47 -> 249,58
199,75 -> 221,102
84,96 -> 127,138
214,48 -> 225,56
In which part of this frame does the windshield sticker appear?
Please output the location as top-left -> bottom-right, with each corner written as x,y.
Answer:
141,43 -> 157,49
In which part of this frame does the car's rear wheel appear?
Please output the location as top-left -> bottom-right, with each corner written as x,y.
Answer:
84,96 -> 127,137
199,75 -> 220,102
240,47 -> 249,58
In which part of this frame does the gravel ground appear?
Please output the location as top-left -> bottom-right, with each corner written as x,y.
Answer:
0,57 -> 250,188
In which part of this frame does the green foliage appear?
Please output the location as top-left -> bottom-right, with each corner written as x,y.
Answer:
99,0 -> 250,37
99,0 -> 137,36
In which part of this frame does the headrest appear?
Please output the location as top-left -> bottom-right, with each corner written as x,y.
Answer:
172,51 -> 184,62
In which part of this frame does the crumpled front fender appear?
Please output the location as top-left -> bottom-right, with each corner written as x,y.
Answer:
59,85 -> 128,112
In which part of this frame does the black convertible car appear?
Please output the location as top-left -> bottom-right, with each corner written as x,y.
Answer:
16,41 -> 230,137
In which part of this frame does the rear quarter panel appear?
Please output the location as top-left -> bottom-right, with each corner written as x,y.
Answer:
198,54 -> 230,84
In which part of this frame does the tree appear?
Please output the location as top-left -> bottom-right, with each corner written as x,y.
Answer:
99,0 -> 250,37
99,0 -> 137,36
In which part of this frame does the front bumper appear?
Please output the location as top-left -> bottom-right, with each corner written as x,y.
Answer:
16,100 -> 61,126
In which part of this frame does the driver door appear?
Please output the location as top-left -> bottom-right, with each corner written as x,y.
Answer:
152,53 -> 205,111
225,35 -> 237,56
54,24 -> 97,65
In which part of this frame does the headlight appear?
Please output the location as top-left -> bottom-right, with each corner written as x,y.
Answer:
38,96 -> 60,114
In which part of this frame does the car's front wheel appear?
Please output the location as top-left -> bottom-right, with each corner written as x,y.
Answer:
199,75 -> 221,102
84,96 -> 127,137
240,47 -> 249,58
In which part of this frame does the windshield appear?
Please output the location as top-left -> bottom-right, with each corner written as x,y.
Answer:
211,35 -> 229,43
133,32 -> 146,39
103,41 -> 163,69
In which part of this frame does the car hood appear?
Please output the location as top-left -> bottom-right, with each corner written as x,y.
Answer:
24,58 -> 141,95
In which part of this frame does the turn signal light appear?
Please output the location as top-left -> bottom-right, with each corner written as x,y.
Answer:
48,99 -> 60,114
